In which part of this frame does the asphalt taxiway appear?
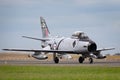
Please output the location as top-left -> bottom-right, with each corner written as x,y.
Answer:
0,60 -> 119,67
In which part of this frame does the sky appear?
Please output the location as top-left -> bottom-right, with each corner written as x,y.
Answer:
0,0 -> 120,54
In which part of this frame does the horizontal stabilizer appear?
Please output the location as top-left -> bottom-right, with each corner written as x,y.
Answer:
22,36 -> 49,41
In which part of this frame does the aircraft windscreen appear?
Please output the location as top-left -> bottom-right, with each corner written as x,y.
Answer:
71,31 -> 89,40
80,33 -> 89,39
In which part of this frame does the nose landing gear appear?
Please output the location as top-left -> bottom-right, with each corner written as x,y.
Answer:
89,58 -> 93,64
78,56 -> 93,64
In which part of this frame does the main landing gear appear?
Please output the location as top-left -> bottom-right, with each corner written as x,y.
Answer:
53,53 -> 59,63
78,56 -> 93,64
79,57 -> 84,63
54,57 -> 59,63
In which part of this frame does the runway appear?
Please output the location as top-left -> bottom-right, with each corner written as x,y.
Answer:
0,60 -> 120,67
0,53 -> 119,66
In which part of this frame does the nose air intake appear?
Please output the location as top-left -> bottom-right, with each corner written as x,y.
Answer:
88,43 -> 97,52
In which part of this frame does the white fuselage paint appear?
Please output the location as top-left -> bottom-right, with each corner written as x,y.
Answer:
46,37 -> 90,53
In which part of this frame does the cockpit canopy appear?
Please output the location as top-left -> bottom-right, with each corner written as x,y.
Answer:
71,31 -> 89,40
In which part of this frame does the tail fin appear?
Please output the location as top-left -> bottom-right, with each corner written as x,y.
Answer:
40,17 -> 50,38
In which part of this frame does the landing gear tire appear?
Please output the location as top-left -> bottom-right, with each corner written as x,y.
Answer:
54,57 -> 59,64
79,57 -> 84,63
89,58 -> 93,64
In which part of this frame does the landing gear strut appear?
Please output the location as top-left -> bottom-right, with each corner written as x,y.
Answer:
78,57 -> 84,63
53,53 -> 59,63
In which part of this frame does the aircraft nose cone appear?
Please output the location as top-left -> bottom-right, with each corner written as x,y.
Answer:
88,43 -> 97,52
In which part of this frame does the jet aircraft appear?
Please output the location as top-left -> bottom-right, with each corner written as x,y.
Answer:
3,17 -> 115,63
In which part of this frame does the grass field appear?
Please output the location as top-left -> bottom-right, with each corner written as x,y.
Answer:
0,65 -> 120,80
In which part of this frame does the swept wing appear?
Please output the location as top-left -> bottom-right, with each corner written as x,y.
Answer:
3,49 -> 74,54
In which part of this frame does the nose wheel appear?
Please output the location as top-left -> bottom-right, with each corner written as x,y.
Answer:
79,56 -> 93,64
89,58 -> 93,64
